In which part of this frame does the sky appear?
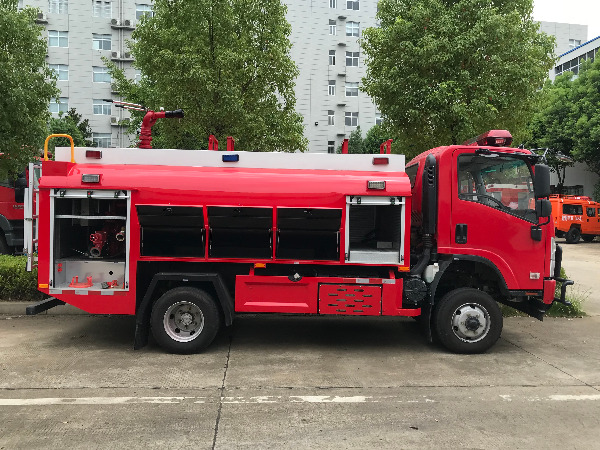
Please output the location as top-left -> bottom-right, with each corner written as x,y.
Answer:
533,0 -> 600,41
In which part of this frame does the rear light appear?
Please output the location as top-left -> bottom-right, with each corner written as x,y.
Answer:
372,157 -> 389,165
367,180 -> 386,190
86,150 -> 102,159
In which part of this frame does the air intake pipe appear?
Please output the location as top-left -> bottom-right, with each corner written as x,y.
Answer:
410,154 -> 437,276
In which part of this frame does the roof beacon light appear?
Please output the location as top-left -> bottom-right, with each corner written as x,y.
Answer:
367,180 -> 386,190
463,130 -> 513,147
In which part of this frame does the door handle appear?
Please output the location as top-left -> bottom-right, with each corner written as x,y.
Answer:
455,224 -> 468,244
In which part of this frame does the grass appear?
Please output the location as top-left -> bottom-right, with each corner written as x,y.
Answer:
501,267 -> 586,318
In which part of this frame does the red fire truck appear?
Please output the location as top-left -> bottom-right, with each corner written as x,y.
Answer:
0,166 -> 28,254
24,127 -> 572,354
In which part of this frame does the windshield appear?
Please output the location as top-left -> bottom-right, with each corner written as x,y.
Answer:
458,154 -> 536,222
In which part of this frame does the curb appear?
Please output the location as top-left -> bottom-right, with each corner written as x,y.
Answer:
0,301 -> 89,316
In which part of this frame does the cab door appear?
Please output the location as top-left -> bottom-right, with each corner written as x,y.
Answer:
450,149 -> 546,290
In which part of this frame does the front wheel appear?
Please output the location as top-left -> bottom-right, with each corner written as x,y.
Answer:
151,287 -> 221,354
433,288 -> 503,354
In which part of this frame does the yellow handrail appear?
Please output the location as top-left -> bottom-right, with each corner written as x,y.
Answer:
44,134 -> 75,163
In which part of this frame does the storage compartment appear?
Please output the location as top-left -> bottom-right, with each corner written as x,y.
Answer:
137,205 -> 204,257
276,208 -> 341,261
51,191 -> 129,291
208,207 -> 272,258
346,196 -> 404,264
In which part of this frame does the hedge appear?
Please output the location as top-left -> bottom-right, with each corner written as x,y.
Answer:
0,255 -> 44,301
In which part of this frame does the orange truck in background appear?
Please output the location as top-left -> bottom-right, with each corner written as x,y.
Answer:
550,195 -> 600,243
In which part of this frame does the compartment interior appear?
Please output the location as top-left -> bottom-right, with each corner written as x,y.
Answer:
347,204 -> 403,264
53,196 -> 128,290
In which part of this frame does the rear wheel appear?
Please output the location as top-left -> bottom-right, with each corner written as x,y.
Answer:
151,287 -> 221,354
581,235 -> 595,243
433,288 -> 503,354
565,227 -> 581,244
0,233 -> 11,255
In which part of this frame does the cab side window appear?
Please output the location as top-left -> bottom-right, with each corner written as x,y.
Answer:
587,207 -> 596,217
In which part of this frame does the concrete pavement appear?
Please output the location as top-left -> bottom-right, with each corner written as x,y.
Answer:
0,240 -> 598,448
1,313 -> 599,448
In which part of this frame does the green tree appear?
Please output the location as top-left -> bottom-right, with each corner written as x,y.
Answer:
336,126 -> 364,153
524,75 -> 577,194
361,0 -> 555,154
108,0 -> 307,152
0,0 -> 58,177
525,58 -> 600,197
570,58 -> 600,178
47,108 -> 93,153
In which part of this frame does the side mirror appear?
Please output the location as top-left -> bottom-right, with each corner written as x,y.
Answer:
13,177 -> 27,204
534,164 -> 551,199
536,198 -> 552,218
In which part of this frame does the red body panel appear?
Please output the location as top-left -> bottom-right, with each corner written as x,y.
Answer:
0,186 -> 23,221
37,160 -> 412,315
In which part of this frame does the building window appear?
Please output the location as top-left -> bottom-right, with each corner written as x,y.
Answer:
18,0 -> 23,9
569,39 -> 581,49
92,34 -> 112,51
375,112 -> 383,125
345,111 -> 358,127
48,30 -> 68,48
345,81 -> 359,97
329,0 -> 337,8
554,48 -> 599,77
328,110 -> 335,126
49,64 -> 68,81
49,0 -> 68,14
92,133 -> 112,148
136,4 -> 153,20
92,0 -> 111,18
328,80 -> 336,96
49,97 -> 68,114
329,19 -> 337,35
327,141 -> 335,153
93,66 -> 111,83
329,50 -> 336,66
134,70 -> 142,83
346,21 -> 359,37
93,99 -> 111,115
346,51 -> 359,67
346,0 -> 359,11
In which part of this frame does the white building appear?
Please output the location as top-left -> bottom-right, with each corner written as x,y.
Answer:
20,0 -> 145,148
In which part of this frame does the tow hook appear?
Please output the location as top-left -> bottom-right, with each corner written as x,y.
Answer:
554,278 -> 574,306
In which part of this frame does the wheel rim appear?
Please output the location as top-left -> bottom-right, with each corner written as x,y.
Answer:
163,301 -> 204,343
451,303 -> 491,343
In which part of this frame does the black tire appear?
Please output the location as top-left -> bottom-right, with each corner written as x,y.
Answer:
0,233 -> 11,255
565,227 -> 581,244
433,288 -> 503,354
151,287 -> 221,354
581,235 -> 596,243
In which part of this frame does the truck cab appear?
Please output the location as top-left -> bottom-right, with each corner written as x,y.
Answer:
406,131 -> 568,352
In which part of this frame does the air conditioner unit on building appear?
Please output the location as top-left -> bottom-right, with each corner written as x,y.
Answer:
111,51 -> 120,59
110,116 -> 119,125
111,18 -> 120,26
123,19 -> 133,27
124,52 -> 132,59
36,12 -> 47,22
